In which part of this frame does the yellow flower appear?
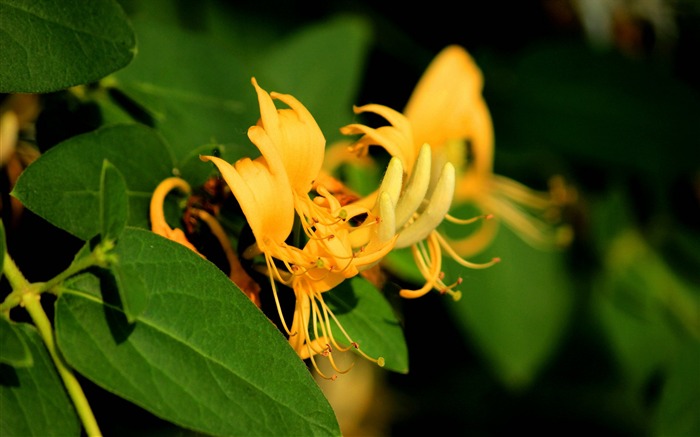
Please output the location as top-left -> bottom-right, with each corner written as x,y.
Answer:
403,44 -> 573,256
340,104 -> 499,300
331,44 -> 573,299
202,78 -> 395,374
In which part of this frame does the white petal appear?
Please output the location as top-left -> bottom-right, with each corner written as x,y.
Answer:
375,157 -> 403,209
395,162 -> 455,248
395,143 -> 431,228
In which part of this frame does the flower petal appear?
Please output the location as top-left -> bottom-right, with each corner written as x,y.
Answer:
395,162 -> 455,248
252,77 -> 326,194
404,45 -> 495,177
395,143 -> 431,228
200,155 -> 294,246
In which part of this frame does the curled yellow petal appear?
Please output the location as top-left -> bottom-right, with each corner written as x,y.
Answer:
149,177 -> 201,254
251,77 -> 325,195
404,45 -> 494,178
200,155 -> 294,247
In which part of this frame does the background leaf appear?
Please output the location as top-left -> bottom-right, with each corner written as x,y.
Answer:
107,19 -> 257,173
589,185 -> 700,390
0,0 -> 135,93
254,15 -> 373,145
480,40 -> 700,204
444,225 -> 574,390
652,341 -> 700,437
11,123 -> 175,241
55,227 -> 340,437
0,324 -> 80,437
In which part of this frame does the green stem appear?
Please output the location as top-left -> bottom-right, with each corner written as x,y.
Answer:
3,255 -> 102,437
39,248 -> 103,294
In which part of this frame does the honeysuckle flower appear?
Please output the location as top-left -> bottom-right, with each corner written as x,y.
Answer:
340,105 -> 499,300
331,44 -> 573,300
402,44 -> 573,256
201,78 -> 397,372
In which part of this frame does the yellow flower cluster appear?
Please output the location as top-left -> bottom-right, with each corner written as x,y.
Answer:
150,45 -> 572,379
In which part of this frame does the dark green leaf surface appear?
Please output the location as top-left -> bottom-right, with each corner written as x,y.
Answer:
0,317 -> 32,367
99,160 -> 129,241
653,341 -> 700,437
12,123 -> 175,240
109,262 -> 149,325
255,15 -> 372,145
0,0 -> 135,93
0,324 -> 80,437
444,225 -> 574,390
109,19 -> 257,168
590,186 -> 700,389
55,228 -> 340,437
482,41 -> 700,196
327,276 -> 408,374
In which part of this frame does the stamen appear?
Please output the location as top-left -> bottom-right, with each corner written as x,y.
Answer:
435,232 -> 501,269
492,174 -> 552,209
313,291 -> 384,366
400,233 -> 443,299
325,349 -> 355,375
444,212 -> 493,225
307,349 -> 336,381
265,254 -> 293,336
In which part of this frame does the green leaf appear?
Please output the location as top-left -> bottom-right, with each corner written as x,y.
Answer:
99,159 -> 129,241
591,187 -> 700,389
109,232 -> 152,323
0,0 -> 136,93
0,323 -> 80,437
12,123 -> 175,241
653,341 -> 700,437
55,227 -> 340,437
255,15 -> 372,145
444,225 -> 574,390
593,277 -> 681,391
0,317 -> 32,367
327,276 -> 408,374
108,19 -> 257,168
592,230 -> 700,387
